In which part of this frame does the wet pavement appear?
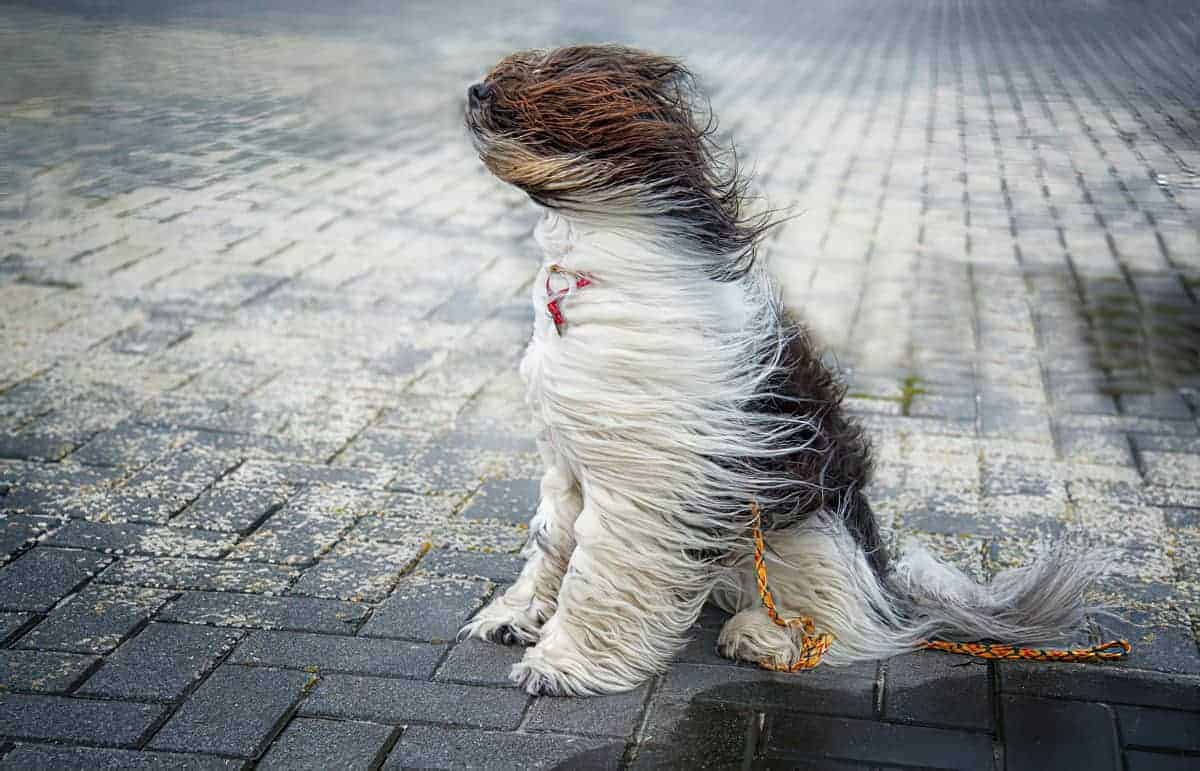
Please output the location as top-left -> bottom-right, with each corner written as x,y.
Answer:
1,0 -> 1198,768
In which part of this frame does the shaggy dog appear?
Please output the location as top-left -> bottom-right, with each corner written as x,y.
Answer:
461,44 -> 1101,696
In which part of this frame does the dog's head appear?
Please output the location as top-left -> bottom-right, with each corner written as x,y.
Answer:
465,44 -> 769,273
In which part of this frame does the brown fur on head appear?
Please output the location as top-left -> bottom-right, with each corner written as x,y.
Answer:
465,44 -> 770,276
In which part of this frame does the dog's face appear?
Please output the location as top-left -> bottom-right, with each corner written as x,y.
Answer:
465,44 -> 768,279
464,45 -> 706,207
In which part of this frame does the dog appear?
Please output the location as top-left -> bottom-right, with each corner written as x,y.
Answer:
460,44 -> 1103,696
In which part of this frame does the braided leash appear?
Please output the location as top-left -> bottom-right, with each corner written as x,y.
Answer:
749,504 -> 1130,672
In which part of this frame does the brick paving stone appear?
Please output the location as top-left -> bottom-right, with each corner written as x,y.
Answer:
2,0 -> 1200,766
883,652 -> 993,731
288,536 -> 425,602
383,725 -> 620,770
1116,705 -> 1200,753
259,717 -> 396,770
148,665 -> 312,758
173,481 -> 291,535
359,575 -> 492,642
1002,695 -> 1120,771
421,547 -> 524,583
0,693 -> 164,747
0,547 -> 110,612
460,478 -> 540,524
17,584 -> 175,653
157,591 -> 367,634
0,745 -> 243,770
227,486 -> 388,563
659,662 -> 878,718
436,637 -> 525,687
229,630 -> 443,678
1124,752 -> 1200,771
999,663 -> 1200,711
0,514 -> 55,562
526,684 -> 650,738
631,697 -> 756,769
0,611 -> 32,643
42,520 -> 235,559
97,556 -> 298,594
762,712 -> 995,768
301,674 -> 527,730
0,649 -> 98,693
77,622 -> 241,702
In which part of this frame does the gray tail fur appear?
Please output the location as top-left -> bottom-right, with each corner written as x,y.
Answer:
884,540 -> 1109,647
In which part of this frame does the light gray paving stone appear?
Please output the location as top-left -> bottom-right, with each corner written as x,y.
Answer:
288,536 -> 425,602
17,583 -> 175,653
96,555 -> 298,593
42,519 -> 235,559
157,591 -> 368,634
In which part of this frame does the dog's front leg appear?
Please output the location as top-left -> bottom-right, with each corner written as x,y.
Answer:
510,486 -> 710,695
460,442 -> 582,645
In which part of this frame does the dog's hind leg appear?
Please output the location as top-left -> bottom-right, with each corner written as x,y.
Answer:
460,441 -> 582,646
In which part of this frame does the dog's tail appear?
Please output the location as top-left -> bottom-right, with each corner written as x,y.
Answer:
750,513 -> 1109,665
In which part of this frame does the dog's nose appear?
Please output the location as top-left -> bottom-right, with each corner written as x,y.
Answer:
468,82 -> 494,108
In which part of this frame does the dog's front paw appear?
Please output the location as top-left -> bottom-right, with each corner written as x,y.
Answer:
459,594 -> 550,646
510,623 -> 646,696
510,641 -> 597,696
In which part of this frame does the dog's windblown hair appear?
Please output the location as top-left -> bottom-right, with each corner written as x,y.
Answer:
461,44 -> 1104,695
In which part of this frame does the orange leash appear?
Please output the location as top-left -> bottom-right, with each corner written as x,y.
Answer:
749,504 -> 1130,672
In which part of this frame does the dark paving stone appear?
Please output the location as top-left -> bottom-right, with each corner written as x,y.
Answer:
436,637 -> 525,686
0,745 -> 242,770
0,547 -> 110,612
998,662 -> 1200,711
17,584 -> 174,653
0,692 -> 164,746
173,483 -> 290,534
43,519 -> 235,559
1117,705 -> 1200,753
227,490 -> 367,564
883,651 -> 993,731
157,591 -> 368,634
763,712 -> 994,769
526,684 -> 649,738
229,630 -> 443,678
148,665 -> 312,758
1002,695 -> 1120,771
1102,610 -> 1200,676
0,514 -> 55,561
0,611 -> 32,643
301,674 -> 527,730
460,478 -> 539,524
0,649 -> 98,693
97,555 -> 297,594
259,717 -> 395,770
421,548 -> 524,583
383,725 -> 620,770
659,662 -> 878,718
77,622 -> 241,702
631,697 -> 756,770
71,421 -> 191,468
288,536 -> 424,602
0,463 -> 118,515
359,575 -> 492,642
0,430 -> 77,462
1125,751 -> 1200,771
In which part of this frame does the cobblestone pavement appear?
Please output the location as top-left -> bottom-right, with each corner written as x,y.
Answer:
1,0 -> 1198,768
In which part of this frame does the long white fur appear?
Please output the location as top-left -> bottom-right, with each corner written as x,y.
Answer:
461,208 -> 1104,696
